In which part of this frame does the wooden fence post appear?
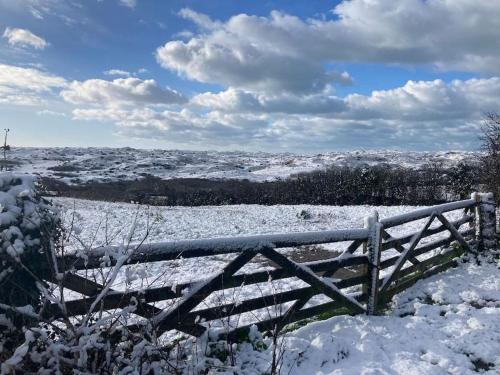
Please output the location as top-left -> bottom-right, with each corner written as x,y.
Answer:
471,192 -> 497,250
365,212 -> 382,315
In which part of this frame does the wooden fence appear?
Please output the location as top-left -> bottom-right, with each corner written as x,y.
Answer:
11,193 -> 500,341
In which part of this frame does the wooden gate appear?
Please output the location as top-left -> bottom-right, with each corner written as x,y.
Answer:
5,193 -> 496,341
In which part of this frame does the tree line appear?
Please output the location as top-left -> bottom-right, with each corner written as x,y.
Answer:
41,161 -> 480,206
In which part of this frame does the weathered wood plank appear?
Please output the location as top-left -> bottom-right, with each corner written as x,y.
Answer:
151,250 -> 257,335
183,275 -> 366,325
380,214 -> 437,293
45,257 -> 367,318
259,247 -> 366,313
339,239 -> 364,258
225,293 -> 367,342
381,215 -> 473,252
380,199 -> 475,229
380,228 -> 473,270
44,271 -> 206,336
381,230 -> 420,264
365,213 -> 382,315
380,246 -> 464,288
435,213 -> 472,253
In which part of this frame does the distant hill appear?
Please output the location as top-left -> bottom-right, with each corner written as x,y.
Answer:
7,147 -> 480,185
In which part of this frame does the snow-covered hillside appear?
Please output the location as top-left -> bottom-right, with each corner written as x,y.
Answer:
9,147 -> 479,184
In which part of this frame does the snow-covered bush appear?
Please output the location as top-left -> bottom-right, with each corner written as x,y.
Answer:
0,173 -> 59,289
0,174 -> 61,370
297,209 -> 312,220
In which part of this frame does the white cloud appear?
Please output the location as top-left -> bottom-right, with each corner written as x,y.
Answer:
103,68 -> 149,77
191,78 -> 500,121
0,64 -> 66,92
178,8 -> 220,30
156,1 -> 500,96
2,27 -> 48,50
173,30 -> 195,39
61,77 -> 186,108
192,88 -> 347,115
71,77 -> 499,151
119,0 -> 136,8
104,69 -> 132,77
36,109 -> 67,117
0,64 -> 66,106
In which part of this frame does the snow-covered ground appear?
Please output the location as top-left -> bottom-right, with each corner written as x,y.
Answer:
49,198 -> 499,374
225,254 -> 500,375
55,198 -> 433,294
53,197 -> 462,250
53,198 -> 467,313
10,147 -> 478,184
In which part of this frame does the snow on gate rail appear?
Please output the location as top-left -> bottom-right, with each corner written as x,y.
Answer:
33,195 -> 500,340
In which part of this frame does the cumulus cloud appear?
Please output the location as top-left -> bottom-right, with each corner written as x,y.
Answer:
157,9 -> 354,94
150,1 -> 500,150
73,107 -> 270,147
60,77 -> 187,108
0,64 -> 66,106
156,1 -> 500,96
192,88 -> 347,115
3,27 -> 48,50
70,77 -> 498,151
191,78 -> 500,120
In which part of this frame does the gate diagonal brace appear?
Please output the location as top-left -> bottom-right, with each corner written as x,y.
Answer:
152,249 -> 257,336
259,247 -> 365,314
380,213 -> 436,293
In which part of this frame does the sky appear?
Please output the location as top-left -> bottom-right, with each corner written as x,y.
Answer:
0,0 -> 499,153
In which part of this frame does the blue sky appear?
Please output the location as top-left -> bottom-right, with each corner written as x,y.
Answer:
0,0 -> 499,152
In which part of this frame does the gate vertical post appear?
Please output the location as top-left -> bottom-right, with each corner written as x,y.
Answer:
365,212 -> 382,315
472,192 -> 497,250
472,192 -> 482,248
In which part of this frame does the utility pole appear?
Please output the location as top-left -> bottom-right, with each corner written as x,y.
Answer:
1,128 -> 10,171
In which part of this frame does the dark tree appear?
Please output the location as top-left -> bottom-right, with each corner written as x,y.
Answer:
447,162 -> 478,200
480,113 -> 500,199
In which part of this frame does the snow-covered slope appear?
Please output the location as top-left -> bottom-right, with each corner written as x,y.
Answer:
9,147 -> 479,184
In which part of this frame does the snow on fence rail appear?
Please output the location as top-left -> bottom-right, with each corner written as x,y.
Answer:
62,228 -> 370,270
1,190 -> 497,343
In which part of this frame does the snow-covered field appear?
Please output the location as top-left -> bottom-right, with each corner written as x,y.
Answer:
11,147 -> 478,184
50,198 -> 499,374
54,197 -> 427,248
53,197 -> 467,287
53,198 -> 466,306
55,197 -> 432,292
